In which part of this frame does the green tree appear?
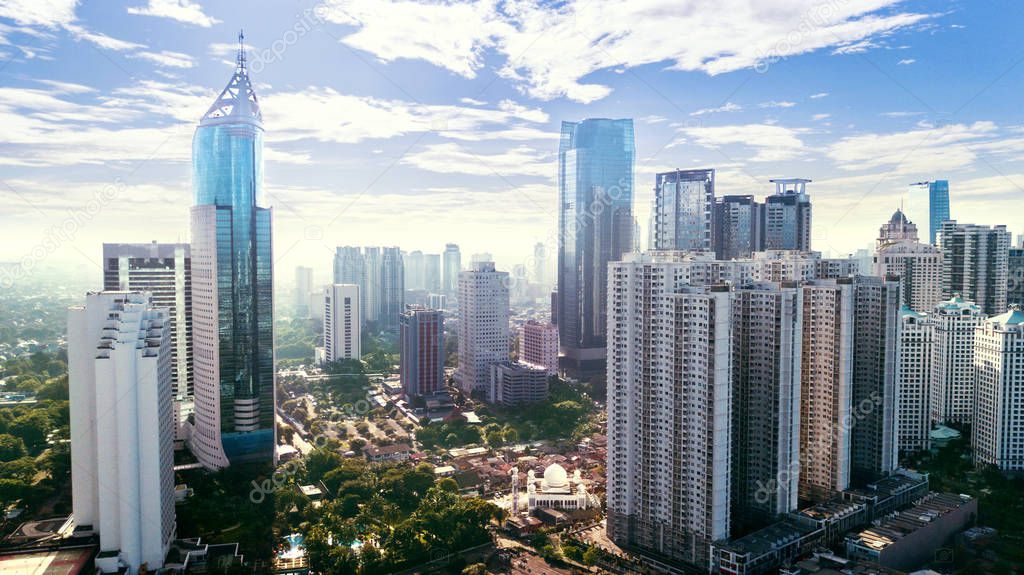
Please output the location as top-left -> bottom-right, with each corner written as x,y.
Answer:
0,434 -> 27,461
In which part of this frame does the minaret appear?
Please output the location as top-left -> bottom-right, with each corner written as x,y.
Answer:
189,33 -> 276,469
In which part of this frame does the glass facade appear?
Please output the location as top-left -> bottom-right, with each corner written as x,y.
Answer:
929,180 -> 950,245
192,68 -> 275,465
654,168 -> 714,251
557,119 -> 634,376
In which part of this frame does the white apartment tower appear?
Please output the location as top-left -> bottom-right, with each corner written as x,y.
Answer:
873,209 -> 943,312
456,261 -> 510,395
323,284 -> 361,362
68,292 -> 176,573
606,252 -> 731,570
930,294 -> 985,425
896,307 -> 934,454
730,282 -> 802,535
798,279 -> 854,503
973,306 -> 1024,471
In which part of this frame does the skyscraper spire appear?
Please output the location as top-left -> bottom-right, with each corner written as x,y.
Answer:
237,29 -> 246,70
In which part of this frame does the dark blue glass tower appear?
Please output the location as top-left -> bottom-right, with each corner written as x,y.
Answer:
556,119 -> 635,378
928,180 -> 950,245
190,35 -> 275,468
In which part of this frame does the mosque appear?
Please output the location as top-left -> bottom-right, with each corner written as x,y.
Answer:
510,463 -> 598,512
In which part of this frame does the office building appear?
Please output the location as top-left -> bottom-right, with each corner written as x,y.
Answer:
470,252 -> 493,264
68,292 -> 176,573
924,180 -> 950,245
730,282 -> 802,535
973,306 -> 1024,471
764,179 -> 812,251
606,252 -> 731,570
102,242 -> 192,438
938,221 -> 1011,317
456,262 -> 510,395
405,250 -> 424,290
930,294 -> 984,426
557,118 -> 635,378
334,246 -> 365,321
190,40 -> 275,468
424,253 -> 441,293
443,243 -> 461,296
896,307 -> 933,454
379,247 -> 405,330
872,209 -> 942,312
533,242 -> 547,286
849,275 -> 900,486
323,284 -> 360,363
520,320 -> 558,375
488,361 -> 549,406
399,305 -> 445,397
714,194 -> 762,260
332,246 -> 404,330
653,168 -> 714,252
426,293 -> 447,311
294,265 -> 313,318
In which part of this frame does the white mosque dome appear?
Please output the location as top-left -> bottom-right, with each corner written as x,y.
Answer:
541,463 -> 569,490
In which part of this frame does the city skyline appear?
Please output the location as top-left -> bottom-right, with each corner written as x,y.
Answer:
2,1 -> 1024,281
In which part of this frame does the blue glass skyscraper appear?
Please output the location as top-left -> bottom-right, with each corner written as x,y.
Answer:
928,180 -> 950,245
556,119 -> 634,378
190,35 -> 275,468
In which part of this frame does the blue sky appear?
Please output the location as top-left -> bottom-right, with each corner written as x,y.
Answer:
1,0 -> 1022,285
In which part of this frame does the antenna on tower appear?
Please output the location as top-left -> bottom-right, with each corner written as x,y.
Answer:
237,29 -> 246,70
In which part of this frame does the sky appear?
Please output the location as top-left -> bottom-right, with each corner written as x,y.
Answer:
1,0 -> 1023,287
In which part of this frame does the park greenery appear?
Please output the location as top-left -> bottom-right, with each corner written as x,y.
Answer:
272,449 -> 503,574
0,351 -> 71,519
473,377 -> 600,443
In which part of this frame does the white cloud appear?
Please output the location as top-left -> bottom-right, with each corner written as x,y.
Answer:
65,24 -> 145,51
133,49 -> 195,68
690,102 -> 742,116
827,121 -> 999,173
459,97 -> 487,105
0,0 -> 77,28
677,123 -> 810,162
759,100 -> 796,109
127,0 -> 220,27
320,0 -> 932,103
812,113 -> 831,121
897,58 -> 915,65
810,92 -> 829,99
401,143 -> 553,178
640,115 -> 668,124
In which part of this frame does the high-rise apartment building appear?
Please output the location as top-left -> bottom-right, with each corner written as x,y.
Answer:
295,265 -> 313,318
764,179 -> 812,251
939,221 -> 1011,317
897,307 -> 933,454
399,305 -> 445,397
713,194 -> 762,260
973,306 -> 1024,471
102,242 -> 192,437
606,252 -> 731,570
798,279 -> 854,503
849,275 -> 901,486
533,242 -> 547,287
520,320 -> 558,375
653,168 -> 714,252
190,40 -> 275,468
1006,236 -> 1023,307
456,261 -> 510,395
332,246 -> 404,330
730,282 -> 801,535
930,294 -> 985,425
323,284 -> 361,363
443,243 -> 461,296
873,209 -> 942,312
68,292 -> 176,573
557,118 -> 635,378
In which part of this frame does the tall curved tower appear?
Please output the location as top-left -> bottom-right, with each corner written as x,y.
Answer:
190,33 -> 275,468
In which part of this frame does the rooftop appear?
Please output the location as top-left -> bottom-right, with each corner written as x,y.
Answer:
847,493 -> 974,552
